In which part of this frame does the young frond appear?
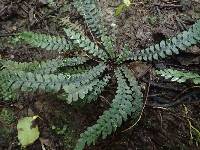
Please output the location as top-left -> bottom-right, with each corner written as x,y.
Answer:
118,19 -> 200,63
64,27 -> 108,60
156,69 -> 200,84
74,68 -> 143,150
14,31 -> 74,52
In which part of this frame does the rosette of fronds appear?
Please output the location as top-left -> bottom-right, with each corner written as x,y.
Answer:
0,0 -> 200,149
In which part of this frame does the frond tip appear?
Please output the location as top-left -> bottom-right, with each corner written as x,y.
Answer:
156,69 -> 200,84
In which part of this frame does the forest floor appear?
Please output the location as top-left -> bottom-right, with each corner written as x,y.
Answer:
0,0 -> 200,150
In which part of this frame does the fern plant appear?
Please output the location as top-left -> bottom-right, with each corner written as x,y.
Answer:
156,69 -> 200,85
0,0 -> 200,149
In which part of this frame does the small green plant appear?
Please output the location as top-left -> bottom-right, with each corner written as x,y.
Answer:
0,0 -> 200,149
115,0 -> 133,16
17,116 -> 40,148
156,69 -> 200,84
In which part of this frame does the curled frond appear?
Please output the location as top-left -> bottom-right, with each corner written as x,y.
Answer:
118,19 -> 200,63
156,69 -> 200,84
64,27 -> 108,60
74,68 -> 142,150
14,31 -> 74,52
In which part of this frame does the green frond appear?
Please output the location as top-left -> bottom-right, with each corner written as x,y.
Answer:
62,63 -> 107,103
118,19 -> 200,63
1,59 -> 63,74
101,35 -> 115,59
83,75 -> 111,103
64,27 -> 108,60
0,70 -> 68,93
156,69 -> 200,84
60,17 -> 84,34
121,66 -> 143,119
74,68 -> 142,150
73,0 -> 107,38
14,31 -> 74,52
0,81 -> 18,101
63,57 -> 88,67
62,65 -> 91,75
1,57 -> 88,74
1,59 -> 39,72
73,0 -> 115,58
63,78 -> 100,103
0,63 -> 106,100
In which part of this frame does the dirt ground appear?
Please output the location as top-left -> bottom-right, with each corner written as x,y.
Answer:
0,0 -> 200,150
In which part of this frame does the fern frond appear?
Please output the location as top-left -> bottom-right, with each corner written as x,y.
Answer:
121,66 -> 143,119
74,68 -> 140,150
0,63 -> 106,100
156,69 -> 200,84
60,17 -> 84,34
73,0 -> 107,38
60,75 -> 110,104
63,57 -> 88,66
64,27 -> 108,60
118,19 -> 200,63
0,70 -> 68,93
14,32 -> 74,52
0,81 -> 18,101
63,78 -> 99,103
83,75 -> 111,103
1,59 -> 63,74
63,63 -> 107,103
1,57 -> 88,74
73,0 -> 115,58
101,35 -> 115,59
